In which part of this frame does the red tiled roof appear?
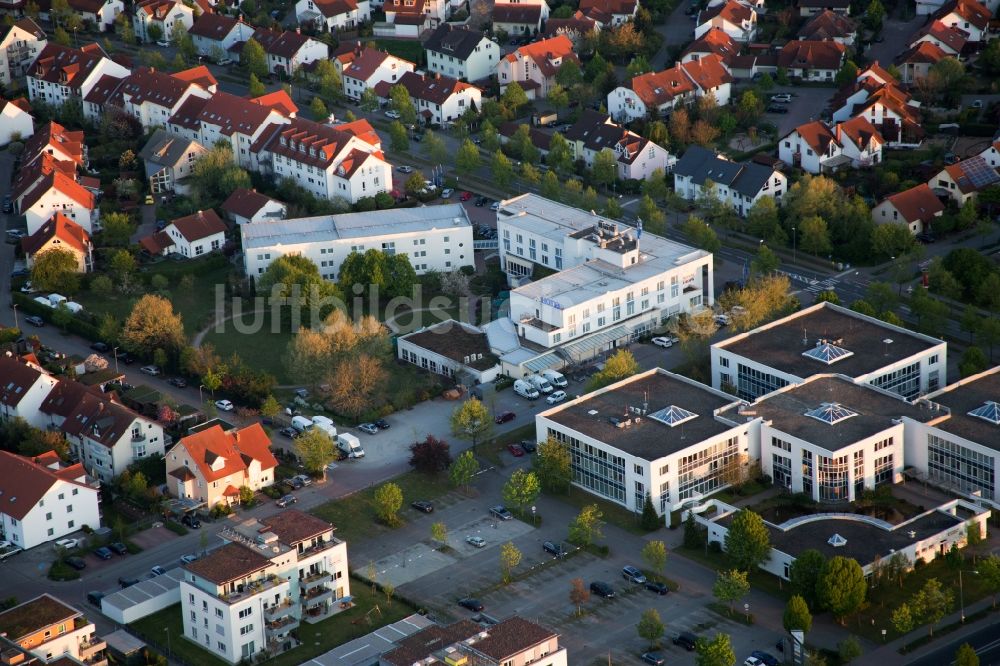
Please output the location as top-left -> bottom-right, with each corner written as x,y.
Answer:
251,89 -> 298,116
343,47 -> 404,82
134,0 -> 185,19
116,66 -> 198,110
20,171 -> 94,213
0,356 -> 47,409
334,118 -> 381,147
629,65 -> 696,107
493,2 -> 543,23
312,0 -> 359,17
221,188 -> 282,219
935,0 -> 991,30
682,27 -> 739,63
792,120 -> 838,155
20,212 -> 91,257
504,35 -> 578,77
778,39 -> 846,69
897,41 -> 949,66
260,509 -> 334,544
173,64 -> 218,89
139,229 -> 174,254
680,53 -> 733,90
798,9 -> 857,40
39,380 -> 144,448
470,617 -> 558,661
0,451 -> 89,520
82,72 -> 124,106
170,208 -> 227,241
884,183 -> 944,223
28,43 -> 109,90
381,70 -> 481,105
543,11 -> 599,38
252,28 -> 322,60
701,0 -> 754,24
175,423 -> 278,486
187,91 -> 278,136
13,152 -> 77,203
579,0 -> 636,23
187,12 -> 240,38
385,0 -> 425,15
166,93 -> 211,131
913,19 -> 967,53
23,120 -> 86,167
836,115 -> 883,149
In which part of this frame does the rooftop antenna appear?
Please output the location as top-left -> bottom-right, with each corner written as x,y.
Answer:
883,338 -> 893,357
802,328 -> 808,346
643,391 -> 649,415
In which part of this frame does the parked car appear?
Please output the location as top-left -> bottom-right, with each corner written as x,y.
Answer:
673,632 -> 698,651
94,546 -> 113,560
54,538 -> 78,550
180,554 -> 198,564
396,165 -> 413,173
411,500 -> 434,513
465,535 -> 486,548
546,390 -> 567,405
181,514 -> 201,528
641,653 -> 665,666
474,196 -> 488,207
441,188 -> 454,199
65,557 -> 87,570
520,439 -> 537,453
358,423 -> 379,435
109,542 -> 128,556
25,315 -> 44,327
215,399 -> 234,411
385,110 -> 401,119
285,477 -> 304,490
748,651 -> 779,666
293,474 -> 312,487
543,541 -> 566,557
279,426 -> 297,438
168,377 -> 188,388
506,443 -> 525,457
645,581 -> 669,595
150,565 -> 166,576
87,591 -> 105,607
490,201 -> 501,211
460,191 -> 473,201
91,342 -> 110,353
490,505 -> 513,521
139,365 -> 161,376
374,419 -> 391,430
495,411 -> 516,424
651,337 -> 674,348
771,93 -> 792,103
118,577 -> 139,588
1,195 -> 11,213
744,658 -> 764,666
622,566 -> 647,584
766,104 -> 789,114
713,313 -> 731,326
117,351 -> 136,365
590,581 -> 615,598
458,598 -> 484,611
276,494 -> 297,507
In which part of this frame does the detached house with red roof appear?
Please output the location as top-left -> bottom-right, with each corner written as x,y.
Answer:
831,63 -> 923,148
797,9 -> 857,45
0,450 -> 100,550
295,0 -> 371,31
493,0 -> 550,36
543,10 -> 600,46
165,423 -> 278,507
375,70 -> 481,124
335,44 -> 415,100
250,116 -> 392,203
930,155 -> 1000,205
26,42 -> 129,108
497,35 -> 579,99
779,116 -> 883,173
578,0 -> 637,26
681,27 -> 739,65
608,53 -> 732,122
188,13 -> 255,62
381,0 -> 448,37
221,188 -> 286,225
872,183 -> 945,234
0,98 -> 34,147
89,65 -> 213,129
910,19 -> 966,56
140,208 -> 227,258
695,0 -> 757,42
21,212 -> 93,272
48,0 -> 124,31
19,169 -> 96,236
933,0 -> 991,40
896,41 -> 950,84
0,18 -> 46,87
777,40 -> 846,81
132,0 -> 194,43
0,355 -> 58,425
252,28 -> 328,76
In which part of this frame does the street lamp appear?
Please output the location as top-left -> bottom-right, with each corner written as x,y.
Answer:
960,569 -> 979,622
164,627 -> 171,659
11,303 -> 18,330
744,602 -> 750,623
112,346 -> 120,374
199,384 -> 206,404
531,505 -> 536,526
792,226 -> 797,263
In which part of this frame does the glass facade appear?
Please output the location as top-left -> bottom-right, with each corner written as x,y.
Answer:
771,436 -> 793,489
870,362 -> 921,399
853,450 -> 864,497
736,363 -> 790,400
927,433 -> 995,498
874,454 -> 894,486
817,454 -> 849,502
801,450 -> 813,496
677,436 -> 740,500
548,429 -> 626,504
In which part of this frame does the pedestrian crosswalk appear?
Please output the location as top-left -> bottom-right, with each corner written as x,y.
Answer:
804,277 -> 838,294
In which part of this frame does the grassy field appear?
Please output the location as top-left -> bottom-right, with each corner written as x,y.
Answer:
374,39 -> 424,66
200,310 -> 295,382
130,583 -> 418,666
310,470 -> 455,544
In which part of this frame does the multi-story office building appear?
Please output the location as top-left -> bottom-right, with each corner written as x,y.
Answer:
180,510 -> 350,664
0,594 -> 107,666
710,301 -> 947,401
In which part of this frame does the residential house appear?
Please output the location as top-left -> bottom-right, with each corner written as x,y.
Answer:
673,145 -> 786,216
933,0 -> 991,41
542,11 -> 599,47
295,0 -> 371,31
173,63 -> 218,92
910,19 -> 966,55
165,423 -> 277,506
252,28 -> 328,76
578,0 -> 637,26
563,110 -> 674,180
0,18 -> 46,87
0,452 -> 101,550
132,0 -> 195,43
26,42 -> 129,108
251,88 -> 299,118
423,24 -> 499,82
18,170 -> 96,236
797,9 -> 857,45
607,54 -> 732,122
0,356 -> 58,427
777,40 -> 846,81
23,119 -> 87,169
896,41 -> 949,84
38,379 -> 166,482
180,511 -> 350,663
779,116 -> 882,173
797,0 -> 851,16
382,0 -> 448,36
978,138 -> 1000,167
139,208 -> 227,258
249,116 -> 392,203
871,183 -> 944,234
930,155 -> 1000,205
20,212 -> 93,272
138,128 -> 208,195
382,617 -> 568,666
221,188 -> 286,225
680,27 -> 739,65
105,65 -> 213,130
695,0 -> 757,42
830,64 -> 923,148
497,35 -> 578,99
62,0 -> 123,31
0,595 -> 106,664
374,71 -> 481,125
336,44 -> 415,99
0,97 -> 34,147
188,13 -> 256,61
493,0 -> 550,36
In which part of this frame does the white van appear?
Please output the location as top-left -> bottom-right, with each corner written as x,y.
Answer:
527,374 -> 554,394
541,369 -> 568,388
290,416 -> 314,433
514,379 -> 540,400
337,433 -> 365,458
314,422 -> 337,439
312,415 -> 335,427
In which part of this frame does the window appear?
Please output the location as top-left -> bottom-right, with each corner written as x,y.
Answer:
634,464 -> 643,475
71,488 -> 77,496
46,512 -> 52,520
240,624 -> 254,636
218,643 -> 226,652
215,608 -> 223,618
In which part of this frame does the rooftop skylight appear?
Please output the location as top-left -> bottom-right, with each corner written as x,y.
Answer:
648,405 -> 698,428
802,340 -> 853,365
805,402 -> 858,425
968,401 -> 1000,425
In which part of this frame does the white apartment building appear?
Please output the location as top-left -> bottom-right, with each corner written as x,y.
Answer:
710,301 -> 948,402
0,18 -> 46,87
181,511 -> 350,664
0,356 -> 57,423
0,450 -> 101,550
336,46 -> 415,101
249,116 -> 391,204
536,368 -> 749,518
109,66 -> 212,130
0,594 -> 107,665
26,42 -> 130,108
242,204 -> 474,281
673,145 -> 786,217
423,23 -> 499,82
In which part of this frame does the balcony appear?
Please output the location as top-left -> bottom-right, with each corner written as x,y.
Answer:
79,636 -> 107,659
264,599 -> 295,618
299,538 -> 340,558
219,576 -> 287,605
300,570 -> 331,590
131,432 -> 146,442
265,615 -> 299,637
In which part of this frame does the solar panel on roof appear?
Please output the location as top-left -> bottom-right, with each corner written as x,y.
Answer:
968,401 -> 1000,425
805,402 -> 858,425
959,157 -> 1000,189
648,405 -> 698,428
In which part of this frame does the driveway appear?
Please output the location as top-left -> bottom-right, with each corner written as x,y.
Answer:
866,15 -> 925,69
758,86 -> 837,136
652,0 -> 699,68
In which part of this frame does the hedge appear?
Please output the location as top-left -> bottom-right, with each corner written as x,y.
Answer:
11,292 -> 102,341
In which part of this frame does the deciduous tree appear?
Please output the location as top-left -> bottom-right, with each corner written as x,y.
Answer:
911,577 -> 953,636
449,450 -> 480,491
326,353 -> 387,420
534,436 -> 571,493
450,398 -> 493,449
789,549 -> 825,608
568,504 -> 603,547
121,295 -> 185,356
373,482 -> 403,526
642,540 -> 668,580
491,150 -> 514,187
31,248 -> 79,294
501,82 -> 528,114
591,148 -> 617,189
259,254 -> 341,324
389,84 -> 417,125
713,569 -> 750,613
956,643 -> 980,666
502,469 -> 541,516
696,633 -> 735,666
499,541 -> 521,583
783,594 -> 812,633
724,509 -> 771,571
891,602 -> 915,635
249,73 -> 266,97
838,636 -> 862,664
389,120 -> 409,151
569,577 -> 590,615
241,38 -> 267,79
637,608 -> 665,649
409,435 -> 452,474
431,521 -> 447,545
586,349 -> 639,391
293,428 -> 336,476
817,556 -> 866,623
456,139 -> 481,172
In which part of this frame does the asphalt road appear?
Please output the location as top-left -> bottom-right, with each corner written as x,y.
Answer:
908,621 -> 1000,666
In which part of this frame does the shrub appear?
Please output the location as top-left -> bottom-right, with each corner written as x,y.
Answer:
48,561 -> 81,581
164,520 -> 188,536
125,540 -> 143,554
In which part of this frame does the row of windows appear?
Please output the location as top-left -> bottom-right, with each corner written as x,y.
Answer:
870,362 -> 921,399
927,433 -> 995,497
549,429 -> 627,504
736,363 -> 790,401
677,437 -> 740,501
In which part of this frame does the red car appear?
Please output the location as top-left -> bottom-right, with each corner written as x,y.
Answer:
507,443 -> 525,457
460,191 -> 473,201
495,411 -> 516,424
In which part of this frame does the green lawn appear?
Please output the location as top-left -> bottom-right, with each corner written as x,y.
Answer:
374,39 -> 424,66
200,310 -> 295,383
310,471 -> 455,544
129,583 -> 418,666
